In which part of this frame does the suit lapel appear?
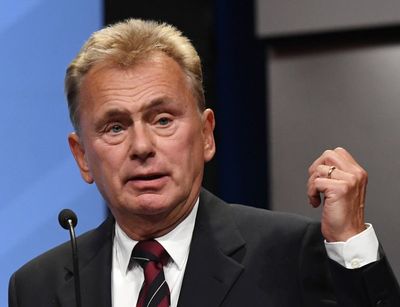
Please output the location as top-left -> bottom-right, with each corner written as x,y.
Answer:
54,190 -> 244,307
178,189 -> 246,307
57,215 -> 114,307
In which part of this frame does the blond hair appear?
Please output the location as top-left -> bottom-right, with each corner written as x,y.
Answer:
65,18 -> 205,131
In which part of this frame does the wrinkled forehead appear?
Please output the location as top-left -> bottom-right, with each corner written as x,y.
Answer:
77,53 -> 200,120
78,51 -> 198,105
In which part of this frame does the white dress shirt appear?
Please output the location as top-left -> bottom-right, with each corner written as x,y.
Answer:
325,223 -> 379,269
111,200 -> 199,307
111,197 -> 379,306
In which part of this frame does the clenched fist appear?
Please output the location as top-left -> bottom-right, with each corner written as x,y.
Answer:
307,147 -> 368,242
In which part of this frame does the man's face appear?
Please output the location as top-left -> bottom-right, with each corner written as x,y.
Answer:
68,53 -> 215,236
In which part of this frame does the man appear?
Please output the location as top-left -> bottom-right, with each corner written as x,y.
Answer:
9,19 -> 400,307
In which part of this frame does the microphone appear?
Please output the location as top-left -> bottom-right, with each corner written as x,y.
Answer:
58,209 -> 82,307
58,209 -> 78,229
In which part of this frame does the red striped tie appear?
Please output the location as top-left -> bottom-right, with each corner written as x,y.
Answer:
132,240 -> 170,307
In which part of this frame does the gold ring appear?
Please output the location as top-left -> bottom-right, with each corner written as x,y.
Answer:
327,166 -> 336,179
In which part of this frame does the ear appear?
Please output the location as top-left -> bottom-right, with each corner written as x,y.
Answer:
68,132 -> 94,184
201,108 -> 216,162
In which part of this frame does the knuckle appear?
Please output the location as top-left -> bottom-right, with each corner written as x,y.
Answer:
347,174 -> 357,188
315,165 -> 323,175
360,169 -> 368,180
322,150 -> 335,165
323,149 -> 333,157
340,184 -> 350,195
355,168 -> 368,181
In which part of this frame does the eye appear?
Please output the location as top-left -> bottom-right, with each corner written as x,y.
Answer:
108,124 -> 123,134
157,117 -> 171,126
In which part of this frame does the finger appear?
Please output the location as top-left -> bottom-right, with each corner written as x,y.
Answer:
312,177 -> 348,201
334,148 -> 368,191
314,164 -> 348,181
308,166 -> 356,207
334,147 -> 362,168
308,149 -> 342,174
308,150 -> 329,175
307,171 -> 322,207
307,164 -> 339,207
308,149 -> 354,175
307,175 -> 344,207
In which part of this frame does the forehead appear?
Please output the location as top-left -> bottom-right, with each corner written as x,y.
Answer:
78,52 -> 196,110
84,52 -> 189,88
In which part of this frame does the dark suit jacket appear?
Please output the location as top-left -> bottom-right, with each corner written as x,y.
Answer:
9,189 -> 400,306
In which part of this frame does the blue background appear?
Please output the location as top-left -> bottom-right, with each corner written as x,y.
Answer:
0,1 -> 105,305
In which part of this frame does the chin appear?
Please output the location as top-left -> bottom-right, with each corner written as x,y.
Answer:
126,194 -> 173,215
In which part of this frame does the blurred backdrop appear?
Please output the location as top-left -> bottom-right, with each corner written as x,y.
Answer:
0,0 -> 104,304
2,0 -> 400,305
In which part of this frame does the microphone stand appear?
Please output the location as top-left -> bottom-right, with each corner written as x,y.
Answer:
67,218 -> 82,307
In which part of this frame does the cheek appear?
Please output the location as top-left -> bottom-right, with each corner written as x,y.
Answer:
166,131 -> 205,169
86,143 -> 126,179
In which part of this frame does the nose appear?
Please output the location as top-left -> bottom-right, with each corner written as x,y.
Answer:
129,123 -> 155,161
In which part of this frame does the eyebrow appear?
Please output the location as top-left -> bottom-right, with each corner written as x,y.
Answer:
139,97 -> 183,119
93,97 -> 178,129
94,108 -> 131,131
142,97 -> 175,111
101,108 -> 129,118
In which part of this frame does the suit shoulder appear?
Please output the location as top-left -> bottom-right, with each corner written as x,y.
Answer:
9,217 -> 113,306
229,202 -> 316,225
13,217 -> 111,279
200,188 -> 319,236
227,203 -> 321,240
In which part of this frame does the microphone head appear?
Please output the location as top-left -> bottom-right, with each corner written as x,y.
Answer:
58,209 -> 78,229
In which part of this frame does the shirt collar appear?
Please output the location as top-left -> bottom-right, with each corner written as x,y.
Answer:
114,198 -> 199,274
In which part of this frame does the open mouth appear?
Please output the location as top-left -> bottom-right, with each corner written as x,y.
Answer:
126,173 -> 168,190
130,173 -> 165,181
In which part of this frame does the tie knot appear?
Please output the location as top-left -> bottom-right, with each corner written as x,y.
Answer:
131,240 -> 169,267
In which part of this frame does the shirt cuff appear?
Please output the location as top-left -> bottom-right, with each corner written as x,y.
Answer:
324,223 -> 380,269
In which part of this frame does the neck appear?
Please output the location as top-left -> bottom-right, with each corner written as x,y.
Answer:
113,197 -> 198,241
